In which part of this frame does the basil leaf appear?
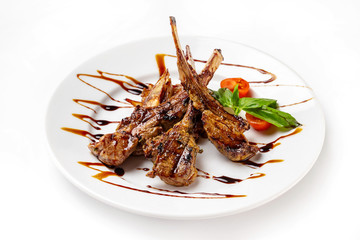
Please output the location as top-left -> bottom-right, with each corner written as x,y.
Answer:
211,87 -> 240,113
244,107 -> 300,128
262,107 -> 301,128
211,86 -> 301,129
238,97 -> 278,109
232,85 -> 240,106
231,85 -> 241,115
213,88 -> 232,107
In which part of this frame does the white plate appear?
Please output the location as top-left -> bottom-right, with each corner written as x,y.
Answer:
45,36 -> 325,219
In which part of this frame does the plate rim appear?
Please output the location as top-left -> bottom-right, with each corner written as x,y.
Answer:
45,35 -> 326,219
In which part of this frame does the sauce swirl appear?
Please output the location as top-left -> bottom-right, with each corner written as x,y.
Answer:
240,159 -> 284,168
260,127 -> 302,153
213,173 -> 266,184
137,167 -> 150,171
249,127 -> 303,153
197,167 -> 270,183
73,99 -> 131,113
77,70 -> 147,104
78,161 -> 246,199
72,113 -> 120,130
279,98 -> 313,108
64,71 -> 145,139
61,128 -> 103,142
155,53 -> 276,83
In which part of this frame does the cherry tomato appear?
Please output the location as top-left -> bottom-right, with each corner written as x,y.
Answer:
245,113 -> 272,131
220,78 -> 250,98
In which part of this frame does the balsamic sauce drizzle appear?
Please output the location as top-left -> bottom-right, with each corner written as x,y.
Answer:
63,71 -> 145,140
250,127 -> 303,153
239,159 -> 284,168
78,162 -> 246,199
72,113 -> 120,130
61,128 -> 103,142
137,167 -> 150,171
251,84 -> 311,89
213,173 -> 266,184
279,98 -> 313,108
73,99 -> 131,113
77,70 -> 147,104
146,185 -> 246,198
197,168 -> 267,184
155,54 -> 277,83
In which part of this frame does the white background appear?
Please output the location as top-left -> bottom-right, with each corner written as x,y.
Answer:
1,0 -> 358,239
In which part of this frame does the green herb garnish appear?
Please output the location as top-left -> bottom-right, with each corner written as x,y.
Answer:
211,85 -> 301,129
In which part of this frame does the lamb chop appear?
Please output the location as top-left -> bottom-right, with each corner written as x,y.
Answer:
142,41 -> 226,184
145,103 -> 200,186
170,16 -> 258,161
201,110 -> 258,161
88,71 -> 189,167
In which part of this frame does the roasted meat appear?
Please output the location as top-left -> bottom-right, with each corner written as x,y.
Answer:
88,71 -> 189,167
88,131 -> 139,167
141,40 -> 227,185
170,16 -> 258,161
145,104 -> 200,186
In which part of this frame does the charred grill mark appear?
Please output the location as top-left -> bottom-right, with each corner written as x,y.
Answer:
157,142 -> 164,153
185,147 -> 193,161
162,114 -> 177,121
182,97 -> 190,105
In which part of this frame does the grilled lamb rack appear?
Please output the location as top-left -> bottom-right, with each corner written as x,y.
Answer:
170,16 -> 258,161
142,44 -> 225,186
88,43 -> 225,168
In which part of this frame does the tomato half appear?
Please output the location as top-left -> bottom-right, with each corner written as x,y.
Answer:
220,78 -> 250,98
245,113 -> 272,131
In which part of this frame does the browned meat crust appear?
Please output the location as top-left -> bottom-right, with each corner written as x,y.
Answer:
88,131 -> 138,167
202,110 -> 258,161
88,72 -> 189,167
145,104 -> 200,186
141,70 -> 173,108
